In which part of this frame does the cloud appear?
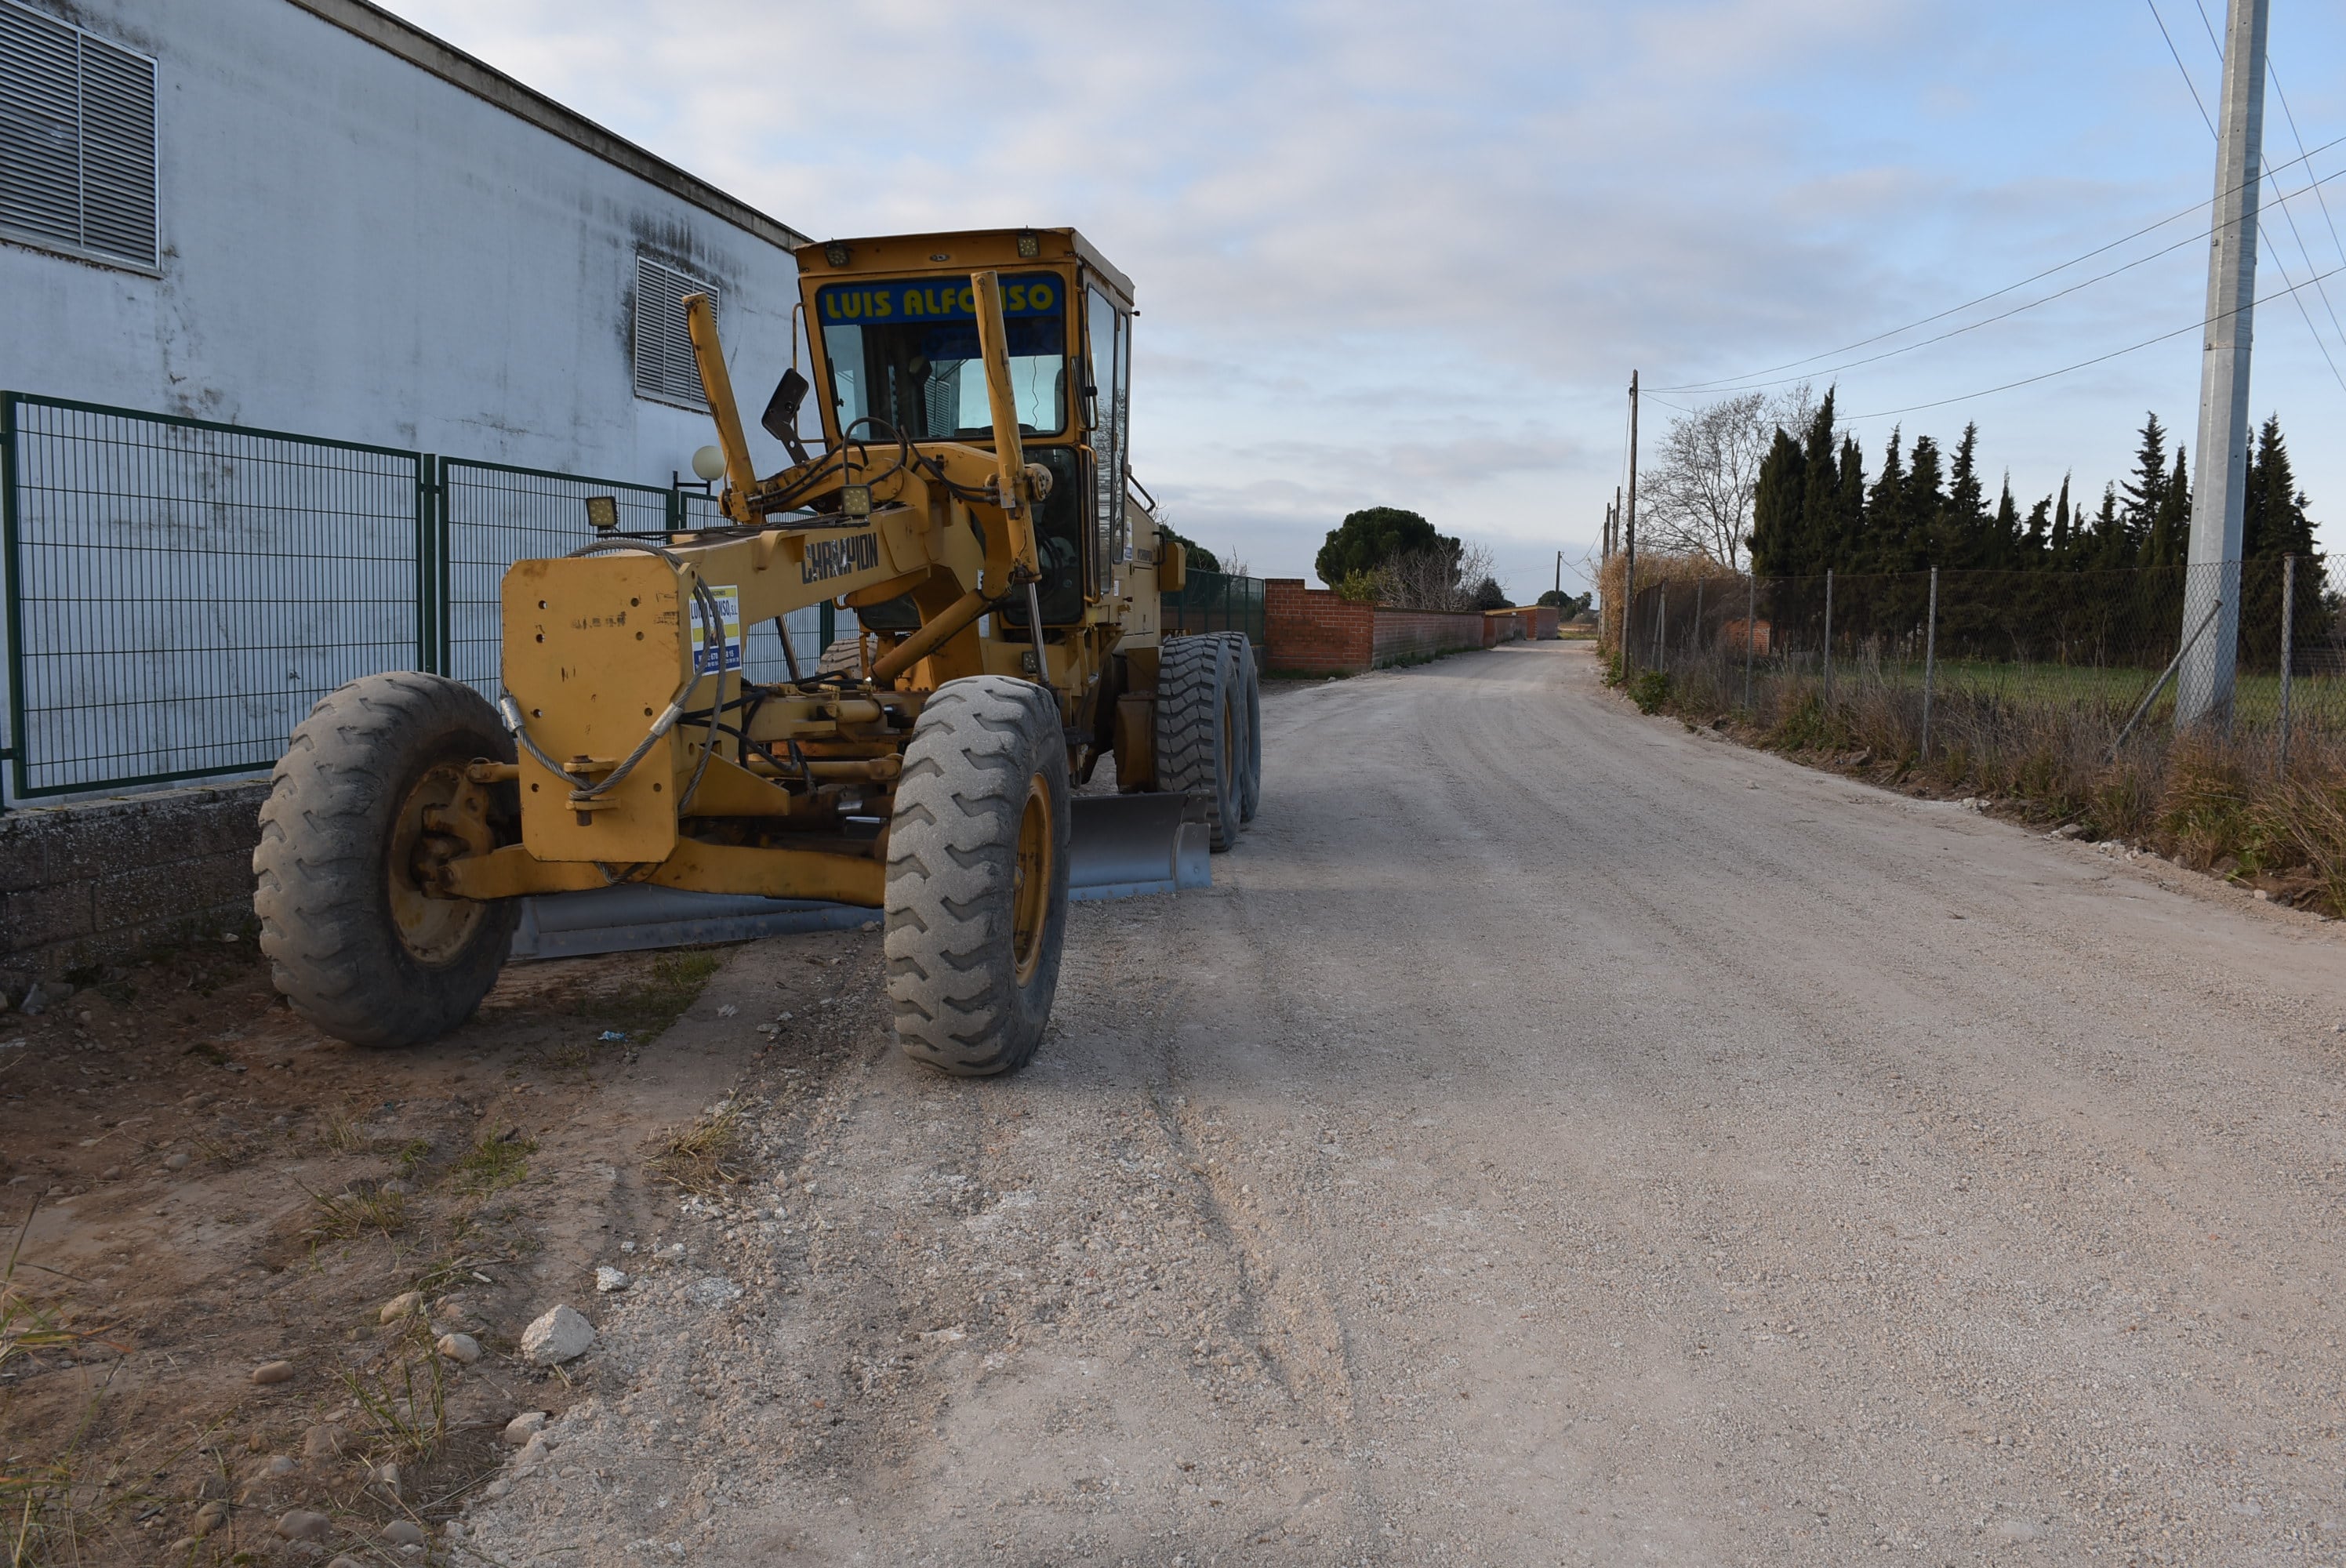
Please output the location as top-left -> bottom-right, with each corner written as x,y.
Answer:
395,0 -> 2346,585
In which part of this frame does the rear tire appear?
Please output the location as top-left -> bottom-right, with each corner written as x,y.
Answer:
815,635 -> 866,677
884,676 -> 1071,1076
1157,635 -> 1241,851
253,672 -> 518,1049
1212,633 -> 1262,825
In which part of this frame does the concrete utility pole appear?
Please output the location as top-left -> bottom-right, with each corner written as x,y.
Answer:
2176,0 -> 2271,728
1623,372 -> 1640,664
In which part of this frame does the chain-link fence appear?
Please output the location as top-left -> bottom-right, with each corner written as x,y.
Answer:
1623,557 -> 2346,777
436,459 -> 826,699
2,394 -> 432,798
1161,568 -> 1265,648
0,394 -> 829,804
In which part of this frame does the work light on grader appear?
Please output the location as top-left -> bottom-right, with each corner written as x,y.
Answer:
252,227 -> 1262,1074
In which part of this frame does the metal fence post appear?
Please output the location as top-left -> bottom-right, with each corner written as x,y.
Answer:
2279,552 -> 2296,773
416,453 -> 438,674
1692,578 -> 1705,670
1621,556 -> 1636,677
1744,572 -> 1756,712
1822,568 -> 1834,706
0,391 -> 20,808
1654,586 -> 1668,676
1921,566 -> 1939,761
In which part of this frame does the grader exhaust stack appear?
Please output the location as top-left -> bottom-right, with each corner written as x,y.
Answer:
253,227 -> 1260,1076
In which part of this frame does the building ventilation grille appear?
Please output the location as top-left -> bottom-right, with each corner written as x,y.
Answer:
634,256 -> 716,408
0,0 -> 157,270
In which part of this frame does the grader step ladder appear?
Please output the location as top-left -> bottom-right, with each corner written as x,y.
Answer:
252,228 -> 1259,1075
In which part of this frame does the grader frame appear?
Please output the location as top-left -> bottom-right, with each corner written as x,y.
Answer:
253,227 -> 1261,1075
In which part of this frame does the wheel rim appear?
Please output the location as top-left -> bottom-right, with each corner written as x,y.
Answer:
385,762 -> 491,965
1010,772 -> 1055,985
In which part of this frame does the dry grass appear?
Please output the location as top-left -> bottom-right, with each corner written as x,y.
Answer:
305,1184 -> 408,1243
1638,645 -> 2346,917
651,1105 -> 749,1196
2,1203 -> 133,1567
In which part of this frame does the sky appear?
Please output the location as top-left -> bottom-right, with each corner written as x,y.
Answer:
394,0 -> 2346,601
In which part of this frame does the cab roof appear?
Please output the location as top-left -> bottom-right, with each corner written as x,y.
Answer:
792,227 -> 1134,306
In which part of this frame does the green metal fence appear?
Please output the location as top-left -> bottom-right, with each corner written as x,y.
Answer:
1161,568 -> 1266,648
0,393 -> 824,804
2,392 -> 431,799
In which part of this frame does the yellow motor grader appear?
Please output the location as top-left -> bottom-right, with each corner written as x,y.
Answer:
252,227 -> 1260,1075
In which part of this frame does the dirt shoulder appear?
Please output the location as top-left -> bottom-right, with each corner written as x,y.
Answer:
1,924 -> 866,1563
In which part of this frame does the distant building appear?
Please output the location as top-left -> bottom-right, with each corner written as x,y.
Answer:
1,0 -> 811,482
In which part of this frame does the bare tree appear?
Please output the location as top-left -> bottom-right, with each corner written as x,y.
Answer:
1641,384 -> 1815,569
1376,539 -> 1498,612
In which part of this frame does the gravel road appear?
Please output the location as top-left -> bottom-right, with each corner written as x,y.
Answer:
467,641 -> 2346,1566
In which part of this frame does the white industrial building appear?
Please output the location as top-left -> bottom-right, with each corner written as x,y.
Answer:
0,0 -> 826,808
1,0 -> 809,481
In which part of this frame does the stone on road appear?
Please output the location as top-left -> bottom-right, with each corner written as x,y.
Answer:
460,642 -> 2346,1565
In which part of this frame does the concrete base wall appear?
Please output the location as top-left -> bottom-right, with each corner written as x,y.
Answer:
1,782 -> 265,996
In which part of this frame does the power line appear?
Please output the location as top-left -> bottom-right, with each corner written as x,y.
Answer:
2190,0 -> 2346,352
1652,129 -> 2346,394
1843,258 -> 2346,422
2152,0 -> 2346,392
1654,165 -> 2346,397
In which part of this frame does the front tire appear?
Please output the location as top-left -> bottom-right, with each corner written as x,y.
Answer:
253,673 -> 518,1049
884,677 -> 1072,1077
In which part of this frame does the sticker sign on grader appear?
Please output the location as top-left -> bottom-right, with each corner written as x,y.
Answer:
695,586 -> 743,673
815,273 -> 1062,324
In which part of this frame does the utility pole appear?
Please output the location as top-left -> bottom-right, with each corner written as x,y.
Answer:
1623,372 -> 1640,667
1554,550 -> 1563,598
2176,0 -> 2271,729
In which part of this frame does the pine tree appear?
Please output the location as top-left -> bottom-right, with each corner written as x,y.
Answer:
2239,415 -> 2321,670
2120,412 -> 2170,555
2242,414 -> 2314,559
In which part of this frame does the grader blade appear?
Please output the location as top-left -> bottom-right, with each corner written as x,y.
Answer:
503,794 -> 1209,959
1066,793 -> 1212,902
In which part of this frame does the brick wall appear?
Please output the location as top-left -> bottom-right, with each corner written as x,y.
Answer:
1375,608 -> 1494,666
1264,579 -> 1501,673
1263,579 -> 1374,675
1,782 -> 267,996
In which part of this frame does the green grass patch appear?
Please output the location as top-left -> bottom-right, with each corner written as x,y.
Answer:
449,1129 -> 537,1198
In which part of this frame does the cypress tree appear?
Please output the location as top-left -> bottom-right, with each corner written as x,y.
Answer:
1990,479 -> 2020,570
1748,427 -> 1806,576
1946,424 -> 1988,568
1902,434 -> 1946,571
1865,431 -> 1908,575
2146,445 -> 2189,568
1795,390 -> 1841,575
2050,476 -> 2074,568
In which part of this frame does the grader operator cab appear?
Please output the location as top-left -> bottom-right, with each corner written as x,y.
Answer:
253,228 -> 1261,1076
